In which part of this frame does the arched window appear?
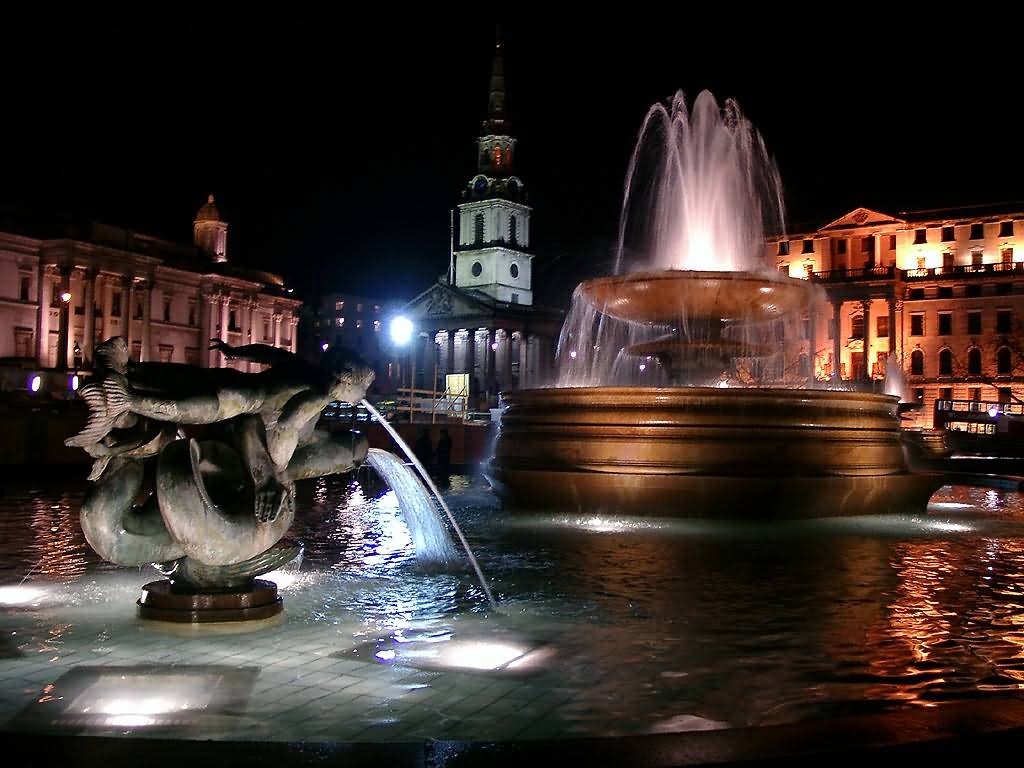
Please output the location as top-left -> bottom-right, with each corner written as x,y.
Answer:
968,347 -> 982,375
494,145 -> 502,167
998,347 -> 1013,375
474,213 -> 484,245
911,349 -> 924,376
509,215 -> 518,246
939,348 -> 953,376
850,313 -> 864,340
504,143 -> 511,165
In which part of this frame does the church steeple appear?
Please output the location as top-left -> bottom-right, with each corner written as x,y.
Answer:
482,42 -> 509,136
454,40 -> 533,306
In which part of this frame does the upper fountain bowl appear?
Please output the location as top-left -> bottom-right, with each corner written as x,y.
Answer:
579,270 -> 812,324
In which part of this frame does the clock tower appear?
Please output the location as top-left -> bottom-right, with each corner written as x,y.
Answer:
454,42 -> 533,305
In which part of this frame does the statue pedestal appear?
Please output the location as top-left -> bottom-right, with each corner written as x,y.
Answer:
137,578 -> 283,623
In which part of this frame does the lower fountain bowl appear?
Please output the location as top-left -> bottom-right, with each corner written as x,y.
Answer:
137,579 -> 283,623
486,386 -> 943,518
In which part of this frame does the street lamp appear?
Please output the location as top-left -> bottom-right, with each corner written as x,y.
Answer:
60,291 -> 72,303
390,316 -> 415,420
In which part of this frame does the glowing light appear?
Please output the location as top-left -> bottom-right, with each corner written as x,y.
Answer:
490,342 -> 498,351
569,350 -> 577,359
321,342 -> 329,351
0,585 -> 46,605
70,375 -> 80,391
989,407 -> 1000,418
60,291 -> 71,303
390,316 -> 414,346
29,375 -> 41,393
262,569 -> 299,589
439,641 -> 528,671
927,520 -> 972,533
639,363 -> 646,372
716,378 -> 729,388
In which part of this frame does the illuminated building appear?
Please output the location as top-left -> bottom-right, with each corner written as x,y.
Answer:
769,202 -> 1024,429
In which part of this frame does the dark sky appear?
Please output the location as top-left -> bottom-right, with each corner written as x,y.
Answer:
3,13 -> 1022,307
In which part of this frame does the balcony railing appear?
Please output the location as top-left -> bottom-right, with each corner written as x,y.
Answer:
808,262 -> 1024,283
935,399 -> 1024,416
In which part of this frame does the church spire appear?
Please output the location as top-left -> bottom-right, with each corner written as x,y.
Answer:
483,41 -> 508,135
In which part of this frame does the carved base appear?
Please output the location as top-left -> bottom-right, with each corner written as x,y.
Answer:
137,579 -> 282,623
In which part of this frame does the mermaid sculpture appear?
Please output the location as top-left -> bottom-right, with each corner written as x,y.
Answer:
67,336 -> 374,600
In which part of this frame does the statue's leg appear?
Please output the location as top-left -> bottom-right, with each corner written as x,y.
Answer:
230,414 -> 289,523
285,429 -> 368,481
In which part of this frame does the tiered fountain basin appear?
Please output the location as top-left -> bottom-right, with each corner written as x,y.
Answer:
489,270 -> 942,517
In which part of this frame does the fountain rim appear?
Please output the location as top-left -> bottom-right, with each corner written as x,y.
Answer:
501,385 -> 900,406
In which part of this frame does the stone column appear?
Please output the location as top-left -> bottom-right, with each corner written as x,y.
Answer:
861,299 -> 872,384
289,316 -> 298,355
56,267 -> 71,370
140,281 -> 152,363
101,275 -> 113,343
126,278 -> 137,359
520,333 -> 531,389
446,329 -> 455,377
485,328 -> 497,398
273,311 -> 282,349
200,290 -> 213,368
466,330 -> 477,397
82,269 -> 96,364
831,299 -> 842,384
887,298 -> 897,356
807,307 -> 817,383
499,329 -> 513,392
219,296 -> 230,367
37,268 -> 52,366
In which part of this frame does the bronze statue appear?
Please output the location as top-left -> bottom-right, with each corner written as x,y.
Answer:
67,336 -> 374,590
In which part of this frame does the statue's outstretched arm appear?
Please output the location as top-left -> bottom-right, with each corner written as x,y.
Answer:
67,374 -> 264,447
209,339 -> 296,367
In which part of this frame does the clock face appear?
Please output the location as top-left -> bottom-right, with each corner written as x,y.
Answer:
474,177 -> 488,192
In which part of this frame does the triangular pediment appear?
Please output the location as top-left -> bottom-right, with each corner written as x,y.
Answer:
403,282 -> 493,321
820,207 -> 905,231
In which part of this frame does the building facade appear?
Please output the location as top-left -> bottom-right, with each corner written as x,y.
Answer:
400,42 -> 561,408
769,203 -> 1024,429
0,196 -> 301,385
311,292 -> 404,394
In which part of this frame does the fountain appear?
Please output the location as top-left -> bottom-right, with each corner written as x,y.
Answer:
487,91 -> 941,517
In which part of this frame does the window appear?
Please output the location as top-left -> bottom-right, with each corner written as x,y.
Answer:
998,347 -> 1013,374
373,320 -> 381,332
997,282 -> 1013,295
471,261 -> 483,277
876,315 -> 889,338
834,238 -> 847,255
188,303 -> 196,326
510,263 -> 519,279
474,214 -> 485,245
862,235 -> 874,254
158,344 -> 173,364
356,303 -> 363,313
264,322 -> 270,339
917,256 -> 927,270
19,277 -> 30,302
967,284 -> 982,297
493,145 -> 502,167
374,304 -> 381,313
509,215 -> 518,246
335,300 -> 345,311
805,263 -> 814,278
938,312 -> 952,336
1000,221 -> 1014,237
940,387 -> 953,401
970,387 -> 982,401
998,309 -> 1012,334
938,286 -> 953,298
911,313 -> 925,336
356,319 -> 363,329
1002,247 -> 1014,264
802,239 -> 814,254
914,229 -> 927,245
999,387 -> 1013,403
968,311 -> 982,335
163,298 -> 171,322
888,235 -> 897,250
229,310 -> 239,332
970,223 -> 985,240
939,348 -> 953,376
111,290 -> 121,318
909,288 -> 925,300
511,292 -> 519,304
335,317 -> 344,327
851,313 -> 864,340
914,387 -> 925,402
968,347 -> 982,375
941,226 -> 955,242
133,298 -> 144,320
777,240 -> 790,256
911,350 -> 924,375
942,252 -> 955,269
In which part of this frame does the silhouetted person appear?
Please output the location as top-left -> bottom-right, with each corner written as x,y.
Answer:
436,427 -> 452,479
413,427 -> 433,472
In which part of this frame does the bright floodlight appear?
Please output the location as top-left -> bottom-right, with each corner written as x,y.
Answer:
60,291 -> 72,303
989,407 -> 1000,418
29,375 -> 41,393
321,342 -> 329,351
390,316 -> 414,346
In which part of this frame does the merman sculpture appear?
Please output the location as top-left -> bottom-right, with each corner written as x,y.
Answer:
66,336 -> 374,621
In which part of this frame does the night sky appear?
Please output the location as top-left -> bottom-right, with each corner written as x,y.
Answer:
3,13 -> 1021,308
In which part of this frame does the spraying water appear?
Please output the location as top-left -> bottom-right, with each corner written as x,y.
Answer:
361,400 -> 496,607
365,448 -> 458,565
